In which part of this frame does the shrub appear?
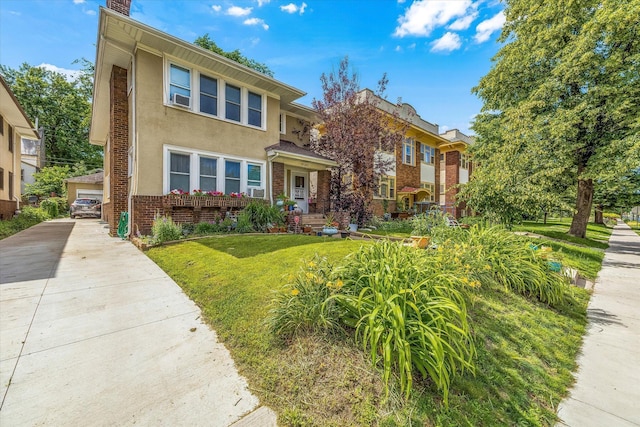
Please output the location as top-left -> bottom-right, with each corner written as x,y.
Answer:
370,217 -> 413,234
603,212 -> 620,219
194,221 -> 222,235
0,206 -> 49,240
235,211 -> 255,233
40,198 -> 59,218
151,215 -> 182,244
241,202 -> 284,232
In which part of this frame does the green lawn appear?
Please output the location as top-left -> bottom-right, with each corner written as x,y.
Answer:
147,234 -> 590,426
513,219 -> 612,249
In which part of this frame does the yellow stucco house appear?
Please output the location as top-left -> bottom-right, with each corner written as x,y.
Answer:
0,76 -> 39,220
90,0 -> 335,236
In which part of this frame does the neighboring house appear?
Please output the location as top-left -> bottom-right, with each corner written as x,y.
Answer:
0,76 -> 38,220
21,137 -> 45,194
90,0 -> 335,236
352,90 -> 473,219
65,171 -> 104,207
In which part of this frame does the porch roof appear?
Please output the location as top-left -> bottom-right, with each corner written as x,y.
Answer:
266,140 -> 337,169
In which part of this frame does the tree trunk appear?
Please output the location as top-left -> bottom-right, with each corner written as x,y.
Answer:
568,178 -> 594,238
594,204 -> 604,224
544,212 -> 548,224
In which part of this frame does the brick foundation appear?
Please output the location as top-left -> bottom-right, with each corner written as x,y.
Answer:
0,199 -> 17,221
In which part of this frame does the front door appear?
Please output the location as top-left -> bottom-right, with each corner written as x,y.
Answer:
291,172 -> 308,213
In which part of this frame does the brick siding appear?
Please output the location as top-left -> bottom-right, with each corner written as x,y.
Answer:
107,66 -> 129,236
445,151 -> 461,218
107,0 -> 131,15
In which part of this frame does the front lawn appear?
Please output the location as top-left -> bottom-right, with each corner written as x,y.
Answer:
147,234 -> 590,426
513,219 -> 612,249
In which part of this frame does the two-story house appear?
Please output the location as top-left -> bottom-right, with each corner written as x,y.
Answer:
356,90 -> 473,219
90,0 -> 335,236
0,76 -> 39,220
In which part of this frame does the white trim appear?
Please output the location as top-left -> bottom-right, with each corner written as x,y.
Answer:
163,144 -> 266,195
164,57 -> 267,131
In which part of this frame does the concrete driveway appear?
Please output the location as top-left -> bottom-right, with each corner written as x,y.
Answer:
0,219 -> 274,426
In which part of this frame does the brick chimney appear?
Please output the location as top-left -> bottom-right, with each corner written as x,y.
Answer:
107,0 -> 131,16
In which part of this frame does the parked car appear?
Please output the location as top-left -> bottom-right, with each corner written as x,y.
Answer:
70,198 -> 101,219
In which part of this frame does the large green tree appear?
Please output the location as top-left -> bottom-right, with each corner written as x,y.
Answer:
468,0 -> 640,237
0,61 -> 102,169
194,34 -> 274,77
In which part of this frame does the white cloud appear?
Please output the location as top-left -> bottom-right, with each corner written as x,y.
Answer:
37,63 -> 82,81
448,11 -> 477,30
474,11 -> 505,43
73,0 -> 85,4
227,6 -> 252,17
395,0 -> 472,37
430,32 -> 462,52
395,45 -> 402,52
257,0 -> 270,6
280,2 -> 307,14
85,9 -> 96,15
212,5 -> 222,12
244,17 -> 269,30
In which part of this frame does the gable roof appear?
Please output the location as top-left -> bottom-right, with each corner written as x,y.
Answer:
65,171 -> 104,184
0,76 -> 39,140
90,7 -> 309,146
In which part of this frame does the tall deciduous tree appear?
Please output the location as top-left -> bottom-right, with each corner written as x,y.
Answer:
469,0 -> 640,237
0,61 -> 102,169
194,34 -> 274,77
311,57 -> 408,225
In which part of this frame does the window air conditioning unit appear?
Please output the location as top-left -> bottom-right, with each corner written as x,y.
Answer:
172,93 -> 191,108
249,188 -> 265,198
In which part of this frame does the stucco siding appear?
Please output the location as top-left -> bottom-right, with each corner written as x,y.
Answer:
133,50 -> 281,195
421,163 -> 435,183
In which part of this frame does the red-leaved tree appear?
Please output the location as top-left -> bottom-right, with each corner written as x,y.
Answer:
312,57 -> 409,226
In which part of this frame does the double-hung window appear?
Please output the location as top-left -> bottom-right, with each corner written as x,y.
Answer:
199,157 -> 217,191
248,92 -> 262,127
225,84 -> 241,122
169,64 -> 191,101
461,153 -> 470,169
377,176 -> 395,199
420,143 -> 435,164
169,153 -> 190,192
225,160 -> 241,193
200,75 -> 218,116
403,138 -> 415,166
247,164 -> 262,187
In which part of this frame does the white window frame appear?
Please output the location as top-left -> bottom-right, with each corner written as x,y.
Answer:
163,145 -> 265,195
279,114 -> 286,135
403,138 -> 415,166
164,59 -> 266,130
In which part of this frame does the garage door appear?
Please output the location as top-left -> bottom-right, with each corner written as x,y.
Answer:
76,190 -> 103,201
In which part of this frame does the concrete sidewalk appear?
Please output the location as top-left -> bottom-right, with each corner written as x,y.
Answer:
556,221 -> 640,426
0,219 -> 274,426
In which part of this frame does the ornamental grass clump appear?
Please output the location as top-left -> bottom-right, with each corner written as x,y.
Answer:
269,256 -> 343,337
437,225 -> 569,306
332,241 -> 476,403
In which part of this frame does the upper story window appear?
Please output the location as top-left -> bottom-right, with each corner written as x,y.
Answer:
8,125 -> 14,153
420,143 -> 435,165
169,64 -> 191,101
461,153 -> 470,169
200,75 -> 218,116
402,138 -> 415,166
225,84 -> 241,122
279,114 -> 286,134
166,60 -> 265,129
248,92 -> 262,127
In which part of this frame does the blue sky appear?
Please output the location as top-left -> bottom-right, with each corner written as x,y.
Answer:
0,0 -> 505,135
